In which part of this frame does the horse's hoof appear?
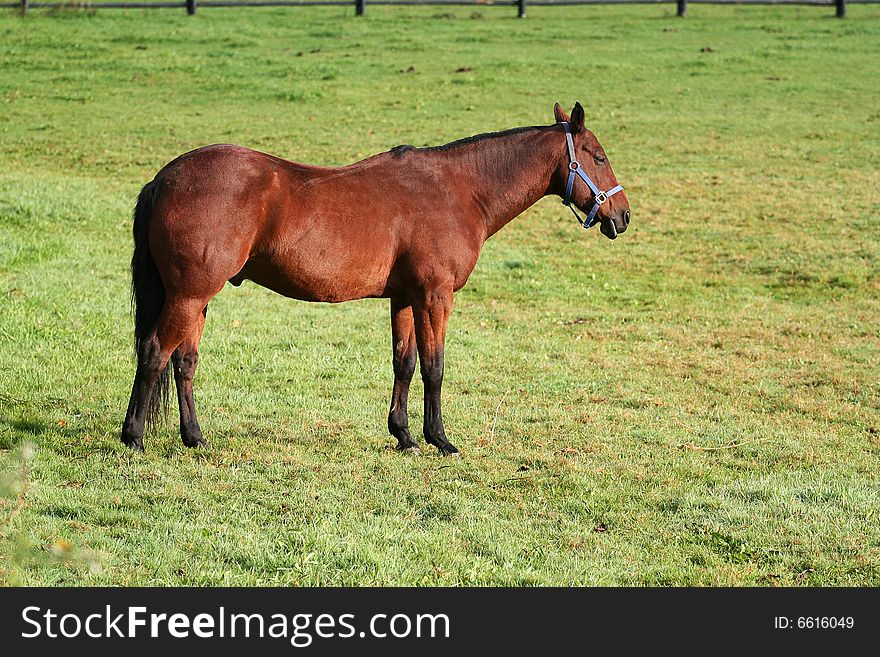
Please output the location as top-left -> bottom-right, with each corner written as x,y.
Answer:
426,435 -> 459,457
439,444 -> 460,457
399,445 -> 421,456
182,435 -> 207,449
121,436 -> 144,453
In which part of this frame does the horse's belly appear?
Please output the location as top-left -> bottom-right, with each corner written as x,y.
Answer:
235,252 -> 390,302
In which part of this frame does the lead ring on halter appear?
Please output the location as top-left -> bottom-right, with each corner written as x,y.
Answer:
560,121 -> 624,232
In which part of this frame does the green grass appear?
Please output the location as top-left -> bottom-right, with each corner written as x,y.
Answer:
1,5 -> 879,586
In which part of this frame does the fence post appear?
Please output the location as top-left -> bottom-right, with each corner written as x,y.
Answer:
835,0 -> 845,17
20,0 -> 28,15
518,0 -> 526,18
677,0 -> 686,17
355,0 -> 365,16
186,0 -> 196,15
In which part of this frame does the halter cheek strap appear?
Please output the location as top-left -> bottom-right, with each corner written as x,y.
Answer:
561,121 -> 624,232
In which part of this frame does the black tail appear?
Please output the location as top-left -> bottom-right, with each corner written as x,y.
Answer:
131,180 -> 170,425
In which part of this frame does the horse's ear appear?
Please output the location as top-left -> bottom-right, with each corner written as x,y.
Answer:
570,102 -> 585,133
553,102 -> 570,123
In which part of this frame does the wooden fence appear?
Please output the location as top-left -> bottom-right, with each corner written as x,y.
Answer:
7,0 -> 879,19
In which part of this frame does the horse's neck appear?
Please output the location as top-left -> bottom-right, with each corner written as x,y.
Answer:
456,128 -> 562,239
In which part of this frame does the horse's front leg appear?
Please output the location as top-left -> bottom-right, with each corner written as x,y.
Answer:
412,285 -> 458,456
388,298 -> 420,454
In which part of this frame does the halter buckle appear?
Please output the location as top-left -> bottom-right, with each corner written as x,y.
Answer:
568,161 -> 579,171
594,191 -> 608,205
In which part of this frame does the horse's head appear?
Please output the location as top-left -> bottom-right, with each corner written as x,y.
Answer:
553,102 -> 630,239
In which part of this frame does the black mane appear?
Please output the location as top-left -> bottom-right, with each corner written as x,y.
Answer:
390,125 -> 543,158
390,144 -> 415,158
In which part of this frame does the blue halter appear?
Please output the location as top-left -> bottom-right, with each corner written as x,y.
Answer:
560,121 -> 624,233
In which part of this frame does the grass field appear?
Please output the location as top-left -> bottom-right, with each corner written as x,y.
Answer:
1,5 -> 879,586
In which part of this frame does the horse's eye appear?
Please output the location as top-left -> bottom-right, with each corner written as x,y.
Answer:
595,154 -> 606,165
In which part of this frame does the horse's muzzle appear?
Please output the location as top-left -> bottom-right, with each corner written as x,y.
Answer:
600,209 -> 630,240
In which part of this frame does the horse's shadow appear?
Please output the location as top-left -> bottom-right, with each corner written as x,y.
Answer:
0,414 -> 124,457
0,417 -> 53,450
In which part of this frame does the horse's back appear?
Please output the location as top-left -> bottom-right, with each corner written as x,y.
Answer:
144,144 -> 483,303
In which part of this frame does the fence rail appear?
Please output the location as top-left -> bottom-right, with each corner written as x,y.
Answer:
7,0 -> 879,18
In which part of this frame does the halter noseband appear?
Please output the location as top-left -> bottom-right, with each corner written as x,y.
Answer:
560,121 -> 624,234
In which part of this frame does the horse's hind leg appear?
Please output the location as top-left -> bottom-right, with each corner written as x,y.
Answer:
388,298 -> 420,454
121,298 -> 208,451
172,305 -> 207,448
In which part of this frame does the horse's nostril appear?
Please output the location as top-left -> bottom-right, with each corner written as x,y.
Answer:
622,210 -> 631,225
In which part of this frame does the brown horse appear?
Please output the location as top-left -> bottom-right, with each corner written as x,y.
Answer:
121,102 -> 630,455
